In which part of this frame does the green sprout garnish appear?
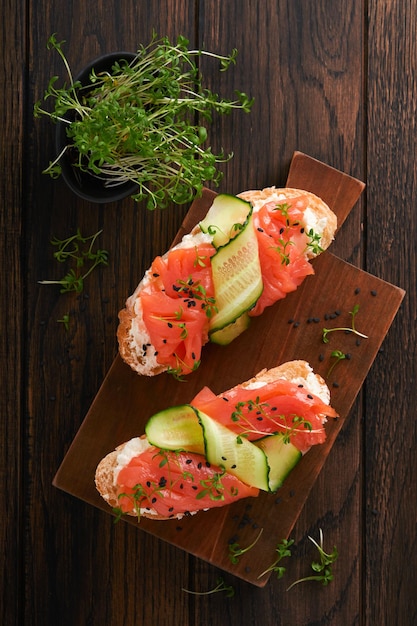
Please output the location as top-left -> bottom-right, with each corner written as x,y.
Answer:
39,228 -> 108,294
322,304 -> 368,343
257,538 -> 294,579
287,529 -> 338,590
228,528 -> 264,564
182,576 -> 235,597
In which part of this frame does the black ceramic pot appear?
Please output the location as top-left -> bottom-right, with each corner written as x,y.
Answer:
55,51 -> 138,204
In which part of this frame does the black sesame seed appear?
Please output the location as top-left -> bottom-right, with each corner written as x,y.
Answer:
231,464 -> 237,469
192,485 -> 198,490
332,381 -> 339,388
185,459 -> 192,464
319,353 -> 325,362
206,462 -> 211,468
146,481 -> 151,487
257,227 -> 264,232
293,321 -> 300,328
288,318 -> 294,324
335,310 -> 341,316
298,384 -> 304,388
346,353 -> 352,360
163,339 -> 167,344
167,322 -> 173,328
355,287 -> 361,295
356,338 -> 362,346
152,497 -> 157,503
313,317 -> 320,323
307,394 -> 314,399
371,289 -> 377,296
197,462 -> 202,469
289,490 -> 295,497
221,456 -> 227,461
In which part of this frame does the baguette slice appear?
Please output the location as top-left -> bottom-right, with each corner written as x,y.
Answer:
117,187 -> 337,377
95,360 -> 333,521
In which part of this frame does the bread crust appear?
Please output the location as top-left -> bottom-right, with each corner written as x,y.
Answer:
117,188 -> 337,377
95,360 -> 333,521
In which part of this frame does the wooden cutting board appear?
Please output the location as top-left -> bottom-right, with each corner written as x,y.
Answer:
53,152 -> 404,586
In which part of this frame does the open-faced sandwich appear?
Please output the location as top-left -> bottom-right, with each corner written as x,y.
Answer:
117,188 -> 337,377
95,360 -> 338,521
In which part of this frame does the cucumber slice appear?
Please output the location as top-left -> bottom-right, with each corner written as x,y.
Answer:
209,312 -> 251,345
196,409 -> 270,491
145,405 -> 205,454
199,193 -> 252,248
209,210 -> 263,334
254,434 -> 302,492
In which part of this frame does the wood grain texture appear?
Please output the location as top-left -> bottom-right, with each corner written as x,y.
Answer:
3,0 -> 415,624
0,2 -> 25,625
366,2 -> 417,625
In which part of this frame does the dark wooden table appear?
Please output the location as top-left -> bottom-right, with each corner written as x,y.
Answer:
3,2 -> 416,625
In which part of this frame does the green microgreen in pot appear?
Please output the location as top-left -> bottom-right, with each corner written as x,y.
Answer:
34,32 -> 254,209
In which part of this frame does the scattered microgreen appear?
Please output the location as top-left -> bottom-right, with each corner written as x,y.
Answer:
206,221 -> 244,243
273,238 -> 295,266
273,202 -> 292,219
166,355 -> 201,380
327,350 -> 347,377
322,304 -> 368,343
287,529 -> 338,590
228,528 -> 263,564
34,33 -> 254,209
257,538 -> 294,579
306,229 -> 323,256
175,276 -> 218,319
182,576 -> 235,597
57,312 -> 71,331
114,482 -> 147,523
231,399 -> 312,444
39,228 -> 108,294
196,466 -> 234,501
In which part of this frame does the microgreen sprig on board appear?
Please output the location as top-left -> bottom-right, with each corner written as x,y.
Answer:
228,528 -> 264,564
327,349 -> 347,377
287,529 -> 338,590
322,304 -> 368,343
39,228 -> 108,293
34,33 -> 254,209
